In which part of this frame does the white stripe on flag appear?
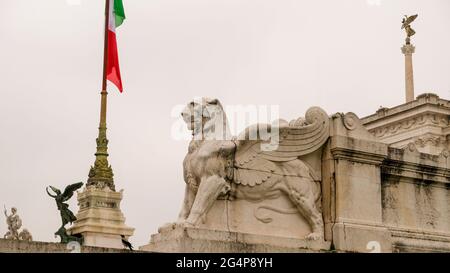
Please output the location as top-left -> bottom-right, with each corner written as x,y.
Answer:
108,0 -> 116,33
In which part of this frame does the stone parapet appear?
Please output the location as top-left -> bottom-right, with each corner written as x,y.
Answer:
0,238 -> 135,253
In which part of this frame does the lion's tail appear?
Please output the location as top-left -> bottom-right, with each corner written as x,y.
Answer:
254,205 -> 298,223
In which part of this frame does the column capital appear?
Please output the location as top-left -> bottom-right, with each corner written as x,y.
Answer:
401,44 -> 415,55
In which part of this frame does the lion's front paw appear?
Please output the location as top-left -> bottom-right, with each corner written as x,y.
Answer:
158,222 -> 177,233
171,220 -> 195,229
305,232 -> 323,241
181,221 -> 195,228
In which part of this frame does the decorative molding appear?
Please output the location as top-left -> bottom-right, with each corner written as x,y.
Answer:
413,134 -> 446,148
382,147 -> 450,187
80,200 -> 118,209
331,147 -> 387,165
343,113 -> 358,130
401,44 -> 415,55
369,114 -> 448,138
440,149 -> 450,158
406,142 -> 418,152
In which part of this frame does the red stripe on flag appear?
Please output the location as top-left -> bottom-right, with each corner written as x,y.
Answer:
106,30 -> 123,92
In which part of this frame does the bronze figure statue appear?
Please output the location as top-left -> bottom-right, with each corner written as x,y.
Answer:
402,14 -> 418,44
46,182 -> 84,243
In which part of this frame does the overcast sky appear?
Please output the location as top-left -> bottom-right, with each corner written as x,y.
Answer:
0,0 -> 449,247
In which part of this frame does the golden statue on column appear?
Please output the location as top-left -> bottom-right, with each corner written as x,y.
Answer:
402,14 -> 418,45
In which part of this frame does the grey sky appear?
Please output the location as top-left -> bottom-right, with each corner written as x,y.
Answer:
0,0 -> 449,246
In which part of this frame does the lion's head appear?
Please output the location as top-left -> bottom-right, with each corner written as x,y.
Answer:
181,97 -> 231,140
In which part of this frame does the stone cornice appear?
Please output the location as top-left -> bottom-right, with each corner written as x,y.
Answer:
388,225 -> 450,242
381,147 -> 450,186
362,93 -> 450,126
330,135 -> 387,165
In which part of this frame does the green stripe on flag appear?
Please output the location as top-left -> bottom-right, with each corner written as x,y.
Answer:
114,0 -> 126,28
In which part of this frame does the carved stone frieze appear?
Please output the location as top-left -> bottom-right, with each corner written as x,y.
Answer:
369,113 -> 448,139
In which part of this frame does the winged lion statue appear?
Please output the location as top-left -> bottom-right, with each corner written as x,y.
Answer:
175,97 -> 329,240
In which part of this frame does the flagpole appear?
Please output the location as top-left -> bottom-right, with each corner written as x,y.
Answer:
100,0 -> 110,135
86,0 -> 115,191
101,0 -> 110,113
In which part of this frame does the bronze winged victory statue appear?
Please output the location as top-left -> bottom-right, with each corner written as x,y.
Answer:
46,182 -> 84,243
402,14 -> 418,44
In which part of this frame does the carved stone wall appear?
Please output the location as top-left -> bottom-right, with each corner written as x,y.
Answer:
321,113 -> 392,252
381,147 -> 450,252
358,93 -> 450,252
321,111 -> 450,252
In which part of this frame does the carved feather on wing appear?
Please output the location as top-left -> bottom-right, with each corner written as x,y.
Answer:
233,107 -> 329,186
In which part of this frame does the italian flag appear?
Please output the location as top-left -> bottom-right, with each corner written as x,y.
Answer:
106,0 -> 125,92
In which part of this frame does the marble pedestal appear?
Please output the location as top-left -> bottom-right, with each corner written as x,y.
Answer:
68,186 -> 134,249
141,185 -> 331,253
140,225 -> 331,253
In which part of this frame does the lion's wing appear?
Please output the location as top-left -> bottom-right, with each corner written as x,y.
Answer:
234,107 -> 329,186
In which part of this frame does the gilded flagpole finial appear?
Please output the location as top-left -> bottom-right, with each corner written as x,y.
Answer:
86,106 -> 115,191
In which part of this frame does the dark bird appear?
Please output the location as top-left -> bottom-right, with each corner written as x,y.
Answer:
121,235 -> 133,251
